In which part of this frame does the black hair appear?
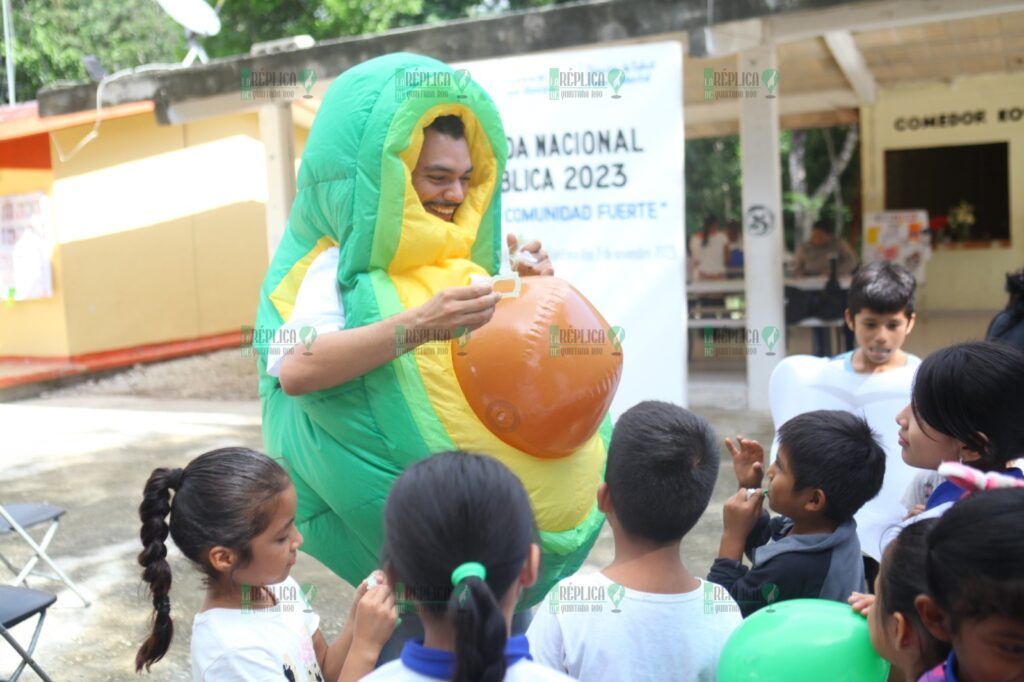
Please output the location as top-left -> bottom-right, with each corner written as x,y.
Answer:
925,488 -> 1024,631
382,452 -> 535,682
847,260 -> 917,318
702,213 -> 719,247
425,114 -> 465,140
812,217 -> 832,234
911,341 -> 1024,471
777,410 -> 886,523
605,401 -> 720,544
878,518 -> 949,666
135,447 -> 292,672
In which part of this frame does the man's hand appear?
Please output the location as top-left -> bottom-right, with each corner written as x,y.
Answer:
412,284 -> 501,337
726,436 -> 765,489
507,234 -> 554,277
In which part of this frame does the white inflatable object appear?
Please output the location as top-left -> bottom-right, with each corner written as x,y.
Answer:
768,352 -> 921,560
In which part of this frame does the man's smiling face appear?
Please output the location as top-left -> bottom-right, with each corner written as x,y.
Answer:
411,125 -> 473,222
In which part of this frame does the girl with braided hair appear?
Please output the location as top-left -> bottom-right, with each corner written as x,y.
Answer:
136,447 -> 396,680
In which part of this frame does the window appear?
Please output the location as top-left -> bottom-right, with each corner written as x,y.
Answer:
885,142 -> 1010,245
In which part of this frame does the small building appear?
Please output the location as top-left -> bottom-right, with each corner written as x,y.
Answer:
0,98 -> 316,384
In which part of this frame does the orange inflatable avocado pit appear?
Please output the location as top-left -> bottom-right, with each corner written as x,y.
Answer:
452,276 -> 623,459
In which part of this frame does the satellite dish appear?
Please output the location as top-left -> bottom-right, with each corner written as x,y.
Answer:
155,0 -> 221,65
156,0 -> 221,36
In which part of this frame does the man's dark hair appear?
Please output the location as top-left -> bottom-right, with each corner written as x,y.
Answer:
777,410 -> 885,523
425,114 -> 465,140
847,260 -> 917,318
812,217 -> 833,234
605,401 -> 720,544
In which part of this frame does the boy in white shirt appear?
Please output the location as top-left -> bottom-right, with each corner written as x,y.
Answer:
527,401 -> 741,681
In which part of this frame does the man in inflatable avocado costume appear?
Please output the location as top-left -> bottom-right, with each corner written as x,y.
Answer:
254,53 -> 610,609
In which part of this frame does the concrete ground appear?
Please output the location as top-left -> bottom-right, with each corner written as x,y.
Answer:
0,351 -> 770,681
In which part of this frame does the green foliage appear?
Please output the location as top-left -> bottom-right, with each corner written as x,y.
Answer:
1,0 -> 185,102
3,0 -> 568,102
780,126 -> 860,246
206,0 -> 424,58
783,191 -> 827,219
685,126 -> 860,251
684,135 -> 742,237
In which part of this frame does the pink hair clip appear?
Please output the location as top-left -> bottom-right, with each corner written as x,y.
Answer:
938,461 -> 1024,495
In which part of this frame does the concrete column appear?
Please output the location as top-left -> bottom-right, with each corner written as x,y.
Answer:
259,102 -> 297,262
739,44 -> 786,411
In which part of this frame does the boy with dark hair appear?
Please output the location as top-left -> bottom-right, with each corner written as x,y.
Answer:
770,260 -> 928,573
843,260 -> 917,373
527,401 -> 741,681
709,410 -> 886,617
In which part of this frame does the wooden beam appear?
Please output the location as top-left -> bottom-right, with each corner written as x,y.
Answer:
686,107 -> 858,139
686,87 -> 860,124
766,0 -> 1024,44
823,30 -> 877,104
258,103 -> 296,261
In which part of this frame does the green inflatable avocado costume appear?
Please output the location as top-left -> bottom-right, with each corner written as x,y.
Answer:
254,53 -> 608,605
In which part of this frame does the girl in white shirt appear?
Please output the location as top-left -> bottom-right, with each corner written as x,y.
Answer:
135,447 -> 397,681
363,451 -> 572,682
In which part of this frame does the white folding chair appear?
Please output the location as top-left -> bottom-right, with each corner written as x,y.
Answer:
0,503 -> 90,607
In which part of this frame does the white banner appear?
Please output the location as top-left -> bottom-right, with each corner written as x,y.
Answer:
1,192 -> 54,303
456,42 -> 686,416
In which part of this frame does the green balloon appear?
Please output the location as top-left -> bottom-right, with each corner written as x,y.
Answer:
717,599 -> 890,681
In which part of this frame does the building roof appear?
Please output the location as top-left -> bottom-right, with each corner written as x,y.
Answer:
0,100 -> 155,143
35,0 -> 855,122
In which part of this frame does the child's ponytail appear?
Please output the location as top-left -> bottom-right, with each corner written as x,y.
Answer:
135,466 -> 182,672
449,564 -> 507,682
383,452 -> 536,682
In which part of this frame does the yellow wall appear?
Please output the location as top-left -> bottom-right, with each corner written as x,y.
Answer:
1,109 -> 307,357
861,73 -> 1024,316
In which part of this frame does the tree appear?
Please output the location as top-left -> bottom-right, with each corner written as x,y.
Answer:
685,125 -> 860,253
206,0 -> 423,58
785,124 -> 858,246
684,135 -> 742,239
2,0 -> 569,103
2,0 -> 185,103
